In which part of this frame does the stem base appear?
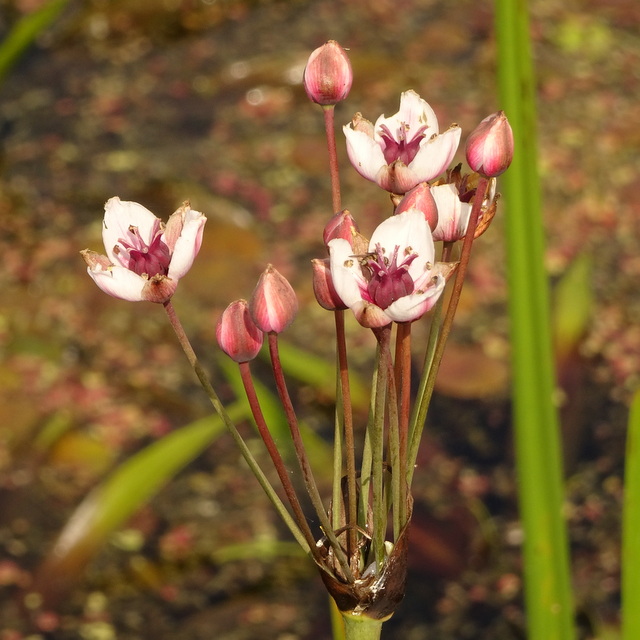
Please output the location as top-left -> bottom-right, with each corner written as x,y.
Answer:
340,612 -> 384,640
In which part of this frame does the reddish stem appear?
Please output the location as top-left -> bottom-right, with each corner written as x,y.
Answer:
267,332 -> 354,581
238,361 -> 321,561
436,177 -> 489,351
323,106 -> 342,213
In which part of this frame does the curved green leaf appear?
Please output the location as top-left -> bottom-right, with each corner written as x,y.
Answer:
33,405 -> 245,604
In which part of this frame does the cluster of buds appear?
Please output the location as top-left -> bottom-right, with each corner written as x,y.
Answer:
217,265 -> 298,361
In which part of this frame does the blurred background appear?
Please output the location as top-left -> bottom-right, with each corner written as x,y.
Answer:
0,0 -> 638,637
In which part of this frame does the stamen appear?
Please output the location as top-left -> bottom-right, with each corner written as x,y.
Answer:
365,243 -> 418,309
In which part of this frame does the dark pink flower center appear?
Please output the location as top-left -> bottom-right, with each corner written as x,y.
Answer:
115,222 -> 171,277
366,244 -> 417,309
379,122 -> 429,166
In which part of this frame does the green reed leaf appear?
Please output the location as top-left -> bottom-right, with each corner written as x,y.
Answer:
496,1 -> 575,638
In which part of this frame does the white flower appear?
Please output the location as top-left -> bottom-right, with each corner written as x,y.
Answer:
329,209 -> 452,327
81,197 -> 206,303
344,90 -> 461,195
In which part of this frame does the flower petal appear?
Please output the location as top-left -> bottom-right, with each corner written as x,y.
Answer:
374,162 -> 421,195
409,125 -> 461,182
86,263 -> 146,301
369,209 -> 435,281
249,265 -> 298,334
141,274 -> 178,304
328,238 -> 368,308
343,125 -> 386,182
351,300 -> 392,328
102,198 -> 160,264
166,206 -> 207,281
395,90 -> 439,137
385,273 -> 445,322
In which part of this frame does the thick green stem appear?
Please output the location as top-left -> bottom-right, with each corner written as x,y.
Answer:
340,612 -> 384,640
496,0 -> 575,637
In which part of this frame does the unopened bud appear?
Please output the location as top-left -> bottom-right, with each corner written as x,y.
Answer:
431,183 -> 472,243
303,41 -> 353,106
249,265 -> 298,333
465,111 -> 514,178
216,300 -> 263,363
311,259 -> 347,311
323,209 -> 359,247
395,183 -> 439,231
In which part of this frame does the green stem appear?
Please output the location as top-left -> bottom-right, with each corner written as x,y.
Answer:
340,612 -> 384,640
406,242 -> 452,471
370,326 -> 391,567
406,177 -> 487,489
332,377 -> 345,535
268,332 -> 354,582
358,384 -> 375,531
238,361 -> 317,558
378,327 -> 402,540
623,389 -> 640,640
162,301 -> 308,552
334,309 -> 358,561
393,322 -> 411,529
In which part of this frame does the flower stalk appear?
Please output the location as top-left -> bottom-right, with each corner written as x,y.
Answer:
324,105 -> 343,214
268,331 -> 354,581
238,360 -> 321,559
334,308 -> 358,561
406,178 -> 490,486
162,300 -> 310,552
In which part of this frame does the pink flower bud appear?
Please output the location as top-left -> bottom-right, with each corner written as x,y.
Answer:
303,41 -> 353,106
322,209 -> 359,246
394,183 -> 439,231
249,265 -> 298,333
216,300 -> 263,363
311,258 -> 348,311
465,111 -> 514,178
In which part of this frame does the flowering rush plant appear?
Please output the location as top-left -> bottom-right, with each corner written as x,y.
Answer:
81,40 -> 512,639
